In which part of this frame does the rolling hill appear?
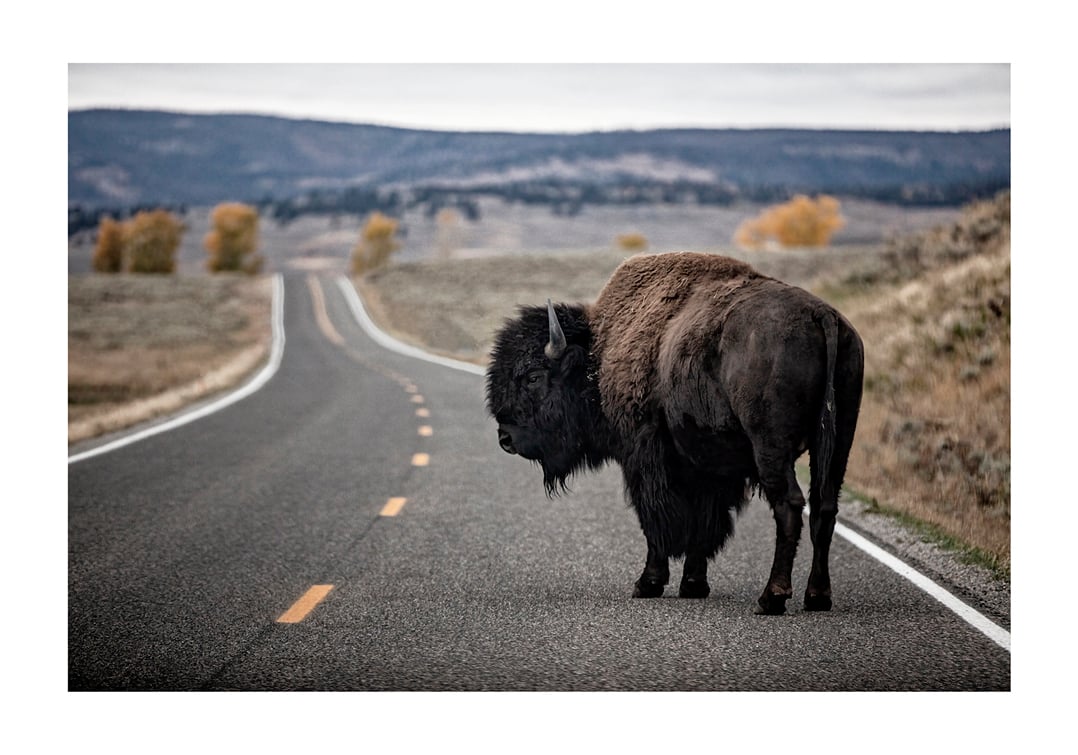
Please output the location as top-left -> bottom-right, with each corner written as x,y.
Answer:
69,109 -> 1009,211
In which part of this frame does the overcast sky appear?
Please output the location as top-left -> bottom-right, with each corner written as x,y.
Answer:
68,63 -> 1009,134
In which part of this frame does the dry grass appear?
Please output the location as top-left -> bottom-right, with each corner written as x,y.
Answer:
68,274 -> 272,443
826,228 -> 1011,572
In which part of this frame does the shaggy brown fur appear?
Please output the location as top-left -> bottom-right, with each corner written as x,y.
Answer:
487,252 -> 864,614
591,253 -> 763,438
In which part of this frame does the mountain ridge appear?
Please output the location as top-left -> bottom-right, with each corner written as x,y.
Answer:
68,108 -> 1010,209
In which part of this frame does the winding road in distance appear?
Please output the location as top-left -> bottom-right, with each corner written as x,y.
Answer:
68,271 -> 1010,690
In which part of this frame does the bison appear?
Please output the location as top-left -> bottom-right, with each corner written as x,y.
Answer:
486,252 -> 864,614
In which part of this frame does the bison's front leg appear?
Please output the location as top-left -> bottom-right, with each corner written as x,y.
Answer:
632,541 -> 669,598
679,552 -> 710,598
755,463 -> 805,615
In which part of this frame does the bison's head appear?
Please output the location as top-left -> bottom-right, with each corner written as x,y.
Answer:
486,300 -> 607,494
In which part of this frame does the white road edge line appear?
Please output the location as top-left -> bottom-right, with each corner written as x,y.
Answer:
335,276 -> 485,376
68,273 -> 286,465
338,274 -> 1011,653
831,518 -> 1010,652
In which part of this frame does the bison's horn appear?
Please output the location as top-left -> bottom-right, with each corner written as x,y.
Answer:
545,298 -> 567,360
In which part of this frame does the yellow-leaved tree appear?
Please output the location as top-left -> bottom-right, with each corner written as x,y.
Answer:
123,209 -> 184,273
204,203 -> 263,274
91,216 -> 125,273
351,212 -> 402,274
734,194 -> 845,250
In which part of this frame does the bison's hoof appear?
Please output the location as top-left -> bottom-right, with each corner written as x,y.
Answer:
632,579 -> 666,598
804,591 -> 832,612
678,578 -> 710,599
754,590 -> 791,616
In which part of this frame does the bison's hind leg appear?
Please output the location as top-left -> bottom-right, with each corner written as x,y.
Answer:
754,459 -> 806,616
804,482 -> 836,612
804,414 -> 858,611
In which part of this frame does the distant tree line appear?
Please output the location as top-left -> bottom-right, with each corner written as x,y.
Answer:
256,187 -> 404,226
256,175 -> 1008,226
69,175 -> 1009,238
70,202 -> 188,237
254,187 -> 484,227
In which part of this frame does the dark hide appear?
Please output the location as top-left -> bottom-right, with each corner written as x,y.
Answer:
488,302 -> 610,494
486,252 -> 864,614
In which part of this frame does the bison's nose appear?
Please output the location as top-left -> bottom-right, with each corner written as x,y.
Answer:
498,428 -> 517,454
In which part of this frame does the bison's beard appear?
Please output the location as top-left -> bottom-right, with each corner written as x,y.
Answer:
538,441 -> 608,497
540,453 -> 575,496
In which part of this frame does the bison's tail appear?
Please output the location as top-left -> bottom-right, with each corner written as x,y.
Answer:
812,311 -> 839,504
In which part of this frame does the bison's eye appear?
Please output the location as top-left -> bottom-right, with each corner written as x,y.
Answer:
526,369 -> 546,387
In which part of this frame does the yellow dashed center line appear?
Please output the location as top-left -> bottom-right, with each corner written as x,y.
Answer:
415,407 -> 430,418
277,584 -> 334,624
418,425 -> 433,437
412,453 -> 430,467
410,394 -> 425,404
305,275 -> 345,346
381,496 -> 408,516
404,384 -> 418,393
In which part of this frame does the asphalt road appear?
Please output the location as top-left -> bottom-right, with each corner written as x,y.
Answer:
68,271 -> 1010,690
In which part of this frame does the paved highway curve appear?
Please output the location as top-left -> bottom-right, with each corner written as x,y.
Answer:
68,271 -> 1010,690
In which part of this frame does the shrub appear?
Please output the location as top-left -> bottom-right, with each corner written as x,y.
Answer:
204,203 -> 263,274
615,232 -> 648,252
123,210 -> 184,273
91,216 -> 125,273
351,212 -> 402,274
734,194 -> 845,250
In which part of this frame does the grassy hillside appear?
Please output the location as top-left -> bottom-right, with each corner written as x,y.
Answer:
822,194 -> 1010,571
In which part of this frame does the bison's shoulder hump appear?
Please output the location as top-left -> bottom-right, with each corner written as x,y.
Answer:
609,252 -> 759,289
595,253 -> 761,319
590,253 -> 764,435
